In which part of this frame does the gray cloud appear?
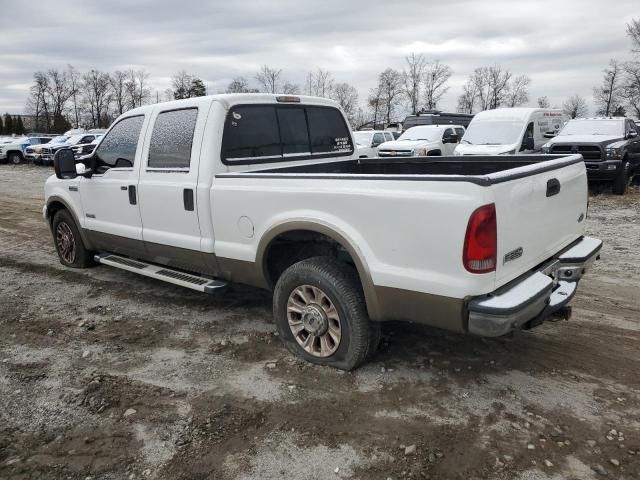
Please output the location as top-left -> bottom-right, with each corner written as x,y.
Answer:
0,0 -> 637,115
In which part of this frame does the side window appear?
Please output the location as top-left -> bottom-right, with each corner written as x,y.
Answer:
80,135 -> 94,144
372,133 -> 385,145
277,108 -> 310,156
443,128 -> 454,140
94,115 -> 144,169
222,106 -> 280,161
384,132 -> 393,142
306,106 -> 353,155
148,108 -> 198,169
455,128 -> 465,140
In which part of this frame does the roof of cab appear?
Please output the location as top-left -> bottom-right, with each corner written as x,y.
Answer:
122,93 -> 341,118
473,108 -> 563,122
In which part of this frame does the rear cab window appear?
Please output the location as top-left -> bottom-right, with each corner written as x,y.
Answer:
222,104 -> 353,164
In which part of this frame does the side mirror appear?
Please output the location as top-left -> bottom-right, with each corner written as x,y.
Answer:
544,131 -> 557,139
443,134 -> 458,144
53,148 -> 77,179
371,141 -> 382,148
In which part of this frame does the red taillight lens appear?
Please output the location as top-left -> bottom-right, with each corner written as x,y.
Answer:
463,203 -> 497,274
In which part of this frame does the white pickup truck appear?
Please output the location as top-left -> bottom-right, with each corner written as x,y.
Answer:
44,94 -> 602,370
378,124 -> 465,157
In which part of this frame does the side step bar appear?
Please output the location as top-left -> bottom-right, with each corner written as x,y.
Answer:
94,253 -> 227,294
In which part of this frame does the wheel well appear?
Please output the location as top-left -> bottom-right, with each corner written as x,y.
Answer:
46,201 -> 67,226
263,230 -> 360,289
427,149 -> 441,156
7,150 -> 24,158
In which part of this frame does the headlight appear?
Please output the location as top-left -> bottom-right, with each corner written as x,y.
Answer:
35,147 -> 43,154
413,148 -> 427,156
605,147 -> 622,159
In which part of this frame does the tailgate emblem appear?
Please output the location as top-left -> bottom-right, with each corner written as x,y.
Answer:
504,247 -> 524,264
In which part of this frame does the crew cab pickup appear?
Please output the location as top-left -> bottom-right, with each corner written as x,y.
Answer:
44,94 -> 602,370
378,125 -> 464,157
542,117 -> 640,194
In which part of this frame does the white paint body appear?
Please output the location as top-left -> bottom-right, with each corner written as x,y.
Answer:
44,95 -> 588,304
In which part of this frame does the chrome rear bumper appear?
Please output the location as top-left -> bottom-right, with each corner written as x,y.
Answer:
467,236 -> 602,337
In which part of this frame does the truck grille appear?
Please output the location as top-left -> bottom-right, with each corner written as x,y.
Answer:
378,150 -> 413,157
550,145 -> 603,161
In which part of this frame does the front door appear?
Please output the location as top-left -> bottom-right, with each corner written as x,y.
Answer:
80,114 -> 147,249
137,102 -> 206,260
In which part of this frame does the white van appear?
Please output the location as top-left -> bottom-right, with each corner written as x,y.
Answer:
455,108 -> 566,156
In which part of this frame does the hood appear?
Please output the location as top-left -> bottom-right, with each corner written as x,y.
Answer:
378,139 -> 438,151
545,134 -> 622,146
454,143 -> 517,155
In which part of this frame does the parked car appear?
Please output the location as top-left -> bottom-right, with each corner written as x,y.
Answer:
72,135 -> 104,159
378,124 -> 465,157
31,133 -> 101,166
455,108 -> 566,156
0,136 -> 53,164
542,117 -> 640,194
27,136 -> 69,164
45,94 -> 601,370
353,130 -> 394,157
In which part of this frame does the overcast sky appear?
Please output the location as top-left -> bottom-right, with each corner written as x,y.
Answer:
0,0 -> 637,116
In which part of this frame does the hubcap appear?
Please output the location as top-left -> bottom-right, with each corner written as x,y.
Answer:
56,222 -> 76,263
287,285 -> 341,358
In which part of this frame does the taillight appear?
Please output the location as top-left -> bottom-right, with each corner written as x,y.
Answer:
463,203 -> 497,274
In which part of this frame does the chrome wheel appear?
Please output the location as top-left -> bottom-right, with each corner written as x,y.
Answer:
287,285 -> 342,358
56,222 -> 76,264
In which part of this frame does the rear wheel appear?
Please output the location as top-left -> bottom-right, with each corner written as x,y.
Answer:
612,160 -> 630,195
9,152 -> 22,165
273,257 -> 377,370
52,209 -> 94,268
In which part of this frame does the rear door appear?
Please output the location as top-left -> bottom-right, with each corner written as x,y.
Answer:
137,101 -> 206,252
489,160 -> 588,286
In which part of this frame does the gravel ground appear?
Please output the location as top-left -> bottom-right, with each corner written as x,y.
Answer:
0,164 -> 639,480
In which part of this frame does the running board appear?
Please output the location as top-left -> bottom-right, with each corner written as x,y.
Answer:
94,253 -> 227,294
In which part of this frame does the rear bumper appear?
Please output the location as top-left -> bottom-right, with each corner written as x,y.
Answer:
467,236 -> 602,337
585,160 -> 621,180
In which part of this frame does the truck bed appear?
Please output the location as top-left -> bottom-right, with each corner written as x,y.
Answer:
224,155 -> 582,186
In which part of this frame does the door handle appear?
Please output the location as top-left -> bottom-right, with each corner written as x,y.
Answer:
546,178 -> 561,197
183,189 -> 194,211
128,185 -> 137,205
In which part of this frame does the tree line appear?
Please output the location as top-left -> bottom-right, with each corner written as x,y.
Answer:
21,18 -> 640,133
0,114 -> 26,135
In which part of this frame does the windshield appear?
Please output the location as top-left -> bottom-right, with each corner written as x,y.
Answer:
398,126 -> 439,142
50,136 -> 69,144
559,120 -> 624,136
461,121 -> 524,145
67,135 -> 87,145
353,132 -> 372,146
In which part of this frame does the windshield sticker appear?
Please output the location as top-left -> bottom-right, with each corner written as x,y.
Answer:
334,137 -> 351,151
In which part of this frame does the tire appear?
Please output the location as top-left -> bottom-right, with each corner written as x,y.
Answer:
52,209 -> 94,268
9,152 -> 22,165
612,160 -> 630,195
273,256 -> 377,370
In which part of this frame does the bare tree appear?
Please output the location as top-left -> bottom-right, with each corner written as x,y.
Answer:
46,68 -> 75,130
170,70 -> 193,99
367,87 -> 383,128
628,18 -> 640,54
402,53 -> 426,114
226,76 -> 258,93
457,81 -> 477,114
594,59 -> 623,116
423,60 -> 452,110
306,68 -> 334,97
125,69 -> 150,109
537,96 -> 550,108
331,82 -> 359,123
470,67 -> 491,111
82,69 -> 112,128
562,94 -> 589,119
67,65 -> 82,128
282,81 -> 300,94
255,65 -> 282,94
377,68 -> 403,124
26,72 -> 50,131
110,70 -> 129,116
505,75 -> 531,107
624,61 -> 640,119
487,65 -> 512,109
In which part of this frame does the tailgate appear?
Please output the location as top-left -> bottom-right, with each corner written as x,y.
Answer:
489,157 -> 588,287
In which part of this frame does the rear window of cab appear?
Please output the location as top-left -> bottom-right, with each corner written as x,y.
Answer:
222,104 -> 353,164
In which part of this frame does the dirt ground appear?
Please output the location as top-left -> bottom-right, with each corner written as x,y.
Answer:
0,164 -> 639,480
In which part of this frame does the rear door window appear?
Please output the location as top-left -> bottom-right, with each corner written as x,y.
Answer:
384,132 -> 394,142
148,108 -> 198,169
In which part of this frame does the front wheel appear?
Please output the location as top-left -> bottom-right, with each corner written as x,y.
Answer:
612,161 -> 630,195
9,152 -> 22,165
52,209 -> 95,268
273,257 -> 378,370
